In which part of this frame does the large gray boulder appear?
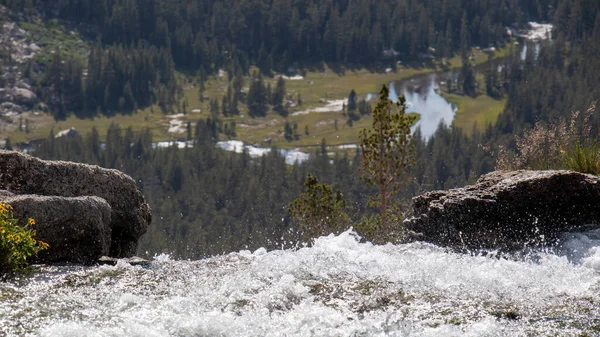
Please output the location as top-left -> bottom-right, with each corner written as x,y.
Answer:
13,88 -> 38,105
0,150 -> 152,257
13,88 -> 37,105
0,87 -> 37,106
404,170 -> 600,251
5,195 -> 112,264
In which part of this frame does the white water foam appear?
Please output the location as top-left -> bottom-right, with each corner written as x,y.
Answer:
1,229 -> 599,336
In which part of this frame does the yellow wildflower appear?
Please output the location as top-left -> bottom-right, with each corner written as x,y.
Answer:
38,241 -> 50,250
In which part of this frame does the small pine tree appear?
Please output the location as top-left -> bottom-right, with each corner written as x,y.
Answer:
221,95 -> 228,116
284,121 -> 293,141
348,89 -> 357,112
247,71 -> 268,117
273,76 -> 287,116
198,79 -> 206,102
359,84 -> 416,237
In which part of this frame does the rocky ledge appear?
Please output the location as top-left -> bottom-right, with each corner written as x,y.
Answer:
0,150 -> 152,264
404,170 -> 600,251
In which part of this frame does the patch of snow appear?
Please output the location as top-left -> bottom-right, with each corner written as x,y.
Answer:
216,140 -> 309,165
279,149 -> 310,165
281,75 -> 304,80
247,146 -> 271,158
152,141 -> 192,149
216,140 -> 245,153
292,99 -> 347,116
216,140 -> 272,158
168,119 -> 186,134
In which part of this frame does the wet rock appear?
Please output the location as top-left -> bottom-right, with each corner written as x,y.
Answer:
0,150 -> 152,258
98,256 -> 150,267
3,195 -> 112,264
404,170 -> 600,251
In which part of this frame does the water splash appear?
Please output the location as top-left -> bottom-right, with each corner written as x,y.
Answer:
1,229 -> 599,336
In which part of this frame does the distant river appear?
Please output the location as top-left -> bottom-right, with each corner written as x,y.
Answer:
389,72 -> 455,139
387,42 -> 538,139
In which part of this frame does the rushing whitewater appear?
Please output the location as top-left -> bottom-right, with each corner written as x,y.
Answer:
1,229 -> 600,336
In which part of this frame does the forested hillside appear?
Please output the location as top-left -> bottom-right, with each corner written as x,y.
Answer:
5,0 -> 553,69
2,0 -> 600,257
0,0 -> 564,119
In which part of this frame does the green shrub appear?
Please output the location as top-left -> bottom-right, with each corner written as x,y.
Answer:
0,203 -> 49,275
562,140 -> 600,174
354,207 -> 405,245
288,174 -> 350,240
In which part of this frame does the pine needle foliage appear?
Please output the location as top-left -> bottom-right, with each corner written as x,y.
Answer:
288,174 -> 350,240
359,84 -> 417,236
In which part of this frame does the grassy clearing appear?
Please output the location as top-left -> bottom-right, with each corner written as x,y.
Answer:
173,44 -> 511,149
442,92 -> 506,133
6,43 -> 511,147
3,108 -> 171,143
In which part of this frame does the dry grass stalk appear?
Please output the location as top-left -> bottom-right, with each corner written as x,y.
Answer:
496,101 -> 599,174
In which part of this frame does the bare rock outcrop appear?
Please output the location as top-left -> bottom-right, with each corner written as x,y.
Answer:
5,195 -> 112,263
13,87 -> 37,105
404,170 -> 600,251
0,150 -> 152,259
0,87 -> 37,106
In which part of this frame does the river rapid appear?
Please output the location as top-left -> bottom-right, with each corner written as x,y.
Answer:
1,229 -> 600,337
